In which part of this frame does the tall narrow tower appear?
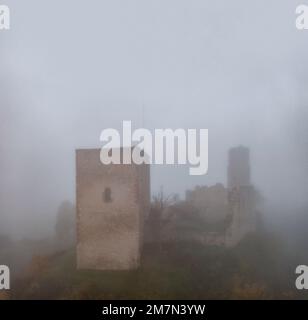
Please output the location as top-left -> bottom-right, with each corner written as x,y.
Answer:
227,146 -> 250,189
226,146 -> 256,247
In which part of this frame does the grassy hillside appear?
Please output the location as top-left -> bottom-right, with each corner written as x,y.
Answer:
10,234 -> 305,300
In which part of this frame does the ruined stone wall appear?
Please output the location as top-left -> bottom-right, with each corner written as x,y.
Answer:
186,183 -> 228,223
76,149 -> 150,270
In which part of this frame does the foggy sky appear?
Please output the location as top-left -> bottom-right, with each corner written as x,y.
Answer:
1,0 -> 308,238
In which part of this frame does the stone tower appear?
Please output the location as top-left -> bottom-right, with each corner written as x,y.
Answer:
227,146 -> 250,189
226,146 -> 257,246
76,148 -> 150,270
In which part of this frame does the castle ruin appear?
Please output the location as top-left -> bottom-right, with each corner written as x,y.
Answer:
186,146 -> 258,246
76,145 -> 258,271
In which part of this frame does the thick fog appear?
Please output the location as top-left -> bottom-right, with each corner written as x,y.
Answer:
1,0 -> 307,238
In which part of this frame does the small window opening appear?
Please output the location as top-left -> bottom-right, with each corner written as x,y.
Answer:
103,187 -> 112,203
